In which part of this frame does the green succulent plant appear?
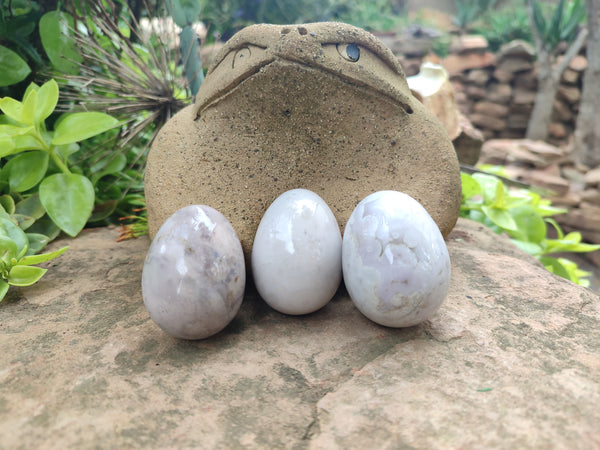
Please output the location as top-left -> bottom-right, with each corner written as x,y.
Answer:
461,168 -> 600,286
0,78 -> 119,301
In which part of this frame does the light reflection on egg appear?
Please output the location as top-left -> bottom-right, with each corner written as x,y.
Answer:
251,189 -> 342,315
142,205 -> 245,339
342,191 -> 451,327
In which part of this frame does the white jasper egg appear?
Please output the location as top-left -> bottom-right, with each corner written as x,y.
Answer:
342,191 -> 451,327
142,205 -> 245,339
251,189 -> 342,315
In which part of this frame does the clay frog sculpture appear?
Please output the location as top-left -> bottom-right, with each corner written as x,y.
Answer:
145,22 -> 462,258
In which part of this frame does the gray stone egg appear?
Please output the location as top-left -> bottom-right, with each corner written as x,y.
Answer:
142,205 -> 245,339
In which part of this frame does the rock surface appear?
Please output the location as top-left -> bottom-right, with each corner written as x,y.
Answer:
477,138 -> 600,250
1,219 -> 599,448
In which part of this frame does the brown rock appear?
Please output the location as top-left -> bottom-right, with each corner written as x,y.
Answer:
497,39 -> 535,60
568,54 -> 588,72
407,63 -> 461,140
497,57 -> 534,73
441,51 -> 496,75
519,170 -> 570,197
452,114 -> 484,165
550,190 -> 581,208
466,68 -> 491,86
557,85 -> 581,104
395,36 -> 433,57
470,113 -> 506,132
513,70 -> 538,89
584,167 -> 600,186
1,220 -> 598,449
509,103 -> 533,115
480,139 -> 566,168
562,166 -> 587,189
537,162 -> 562,177
145,23 -> 462,258
481,129 -> 497,140
312,220 -> 600,449
505,114 -> 529,130
487,82 -> 512,103
398,56 -> 422,76
581,230 -> 600,246
464,84 -> 488,100
548,122 -> 569,139
493,68 -> 513,83
498,129 -> 526,139
479,139 -> 514,165
473,101 -> 509,118
449,35 -> 489,54
561,68 -> 580,85
519,139 -> 568,158
512,87 -> 537,105
552,99 -> 575,122
454,90 -> 468,107
580,189 -> 600,205
559,203 -> 600,231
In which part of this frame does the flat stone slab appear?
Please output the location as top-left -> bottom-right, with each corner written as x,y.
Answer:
1,219 -> 599,448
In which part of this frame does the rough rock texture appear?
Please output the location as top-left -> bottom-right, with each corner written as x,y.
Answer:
408,63 -> 483,165
428,36 -> 587,144
477,138 -> 600,251
1,219 -> 599,448
145,22 -> 462,259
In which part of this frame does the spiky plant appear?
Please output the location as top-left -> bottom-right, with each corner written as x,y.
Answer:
51,0 -> 195,227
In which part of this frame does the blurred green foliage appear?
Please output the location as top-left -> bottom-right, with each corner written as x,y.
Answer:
0,79 -> 119,300
472,0 -> 532,51
452,0 -> 498,32
530,0 -> 586,52
200,0 -> 405,40
461,168 -> 600,286
461,0 -> 586,52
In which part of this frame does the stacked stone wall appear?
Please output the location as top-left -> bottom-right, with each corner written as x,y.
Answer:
391,35 -> 587,145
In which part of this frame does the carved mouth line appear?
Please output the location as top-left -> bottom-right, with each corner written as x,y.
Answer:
195,57 -> 414,119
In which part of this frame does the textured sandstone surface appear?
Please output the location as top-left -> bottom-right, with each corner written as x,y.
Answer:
1,219 -> 599,448
145,23 -> 461,260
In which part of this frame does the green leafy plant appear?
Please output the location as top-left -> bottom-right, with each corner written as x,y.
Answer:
453,0 -> 498,33
0,79 -> 118,235
335,0 -> 404,31
38,9 -> 82,74
0,1 -> 81,90
0,78 -> 118,300
530,0 -> 586,53
200,0 -> 350,41
0,228 -> 68,301
473,0 -> 532,51
0,0 -> 40,88
461,169 -> 600,286
57,1 -> 189,222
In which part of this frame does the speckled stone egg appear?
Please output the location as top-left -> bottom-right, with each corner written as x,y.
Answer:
142,205 -> 245,339
342,191 -> 451,327
251,189 -> 342,315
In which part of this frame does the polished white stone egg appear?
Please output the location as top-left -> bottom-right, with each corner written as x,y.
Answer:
251,189 -> 342,315
142,205 -> 245,339
342,191 -> 451,327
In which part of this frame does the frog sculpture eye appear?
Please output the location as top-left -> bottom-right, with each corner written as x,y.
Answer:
337,43 -> 360,62
232,46 -> 252,68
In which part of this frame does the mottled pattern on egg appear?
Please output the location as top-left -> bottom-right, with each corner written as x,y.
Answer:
252,189 -> 342,315
142,205 -> 245,339
342,191 -> 451,327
